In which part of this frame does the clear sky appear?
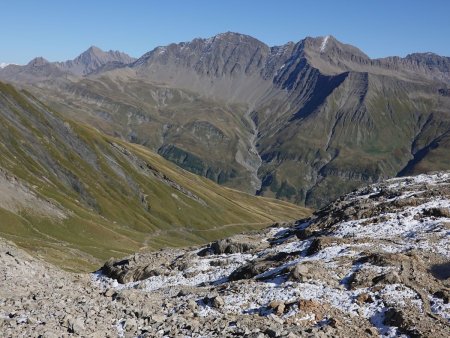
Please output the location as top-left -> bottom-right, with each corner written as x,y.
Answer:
1,0 -> 449,65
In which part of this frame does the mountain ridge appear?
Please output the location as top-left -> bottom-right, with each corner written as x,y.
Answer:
1,32 -> 450,208
4,32 -> 450,81
0,46 -> 136,82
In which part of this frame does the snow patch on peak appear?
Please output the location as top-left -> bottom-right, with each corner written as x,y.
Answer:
0,62 -> 10,69
155,46 -> 167,56
320,35 -> 330,53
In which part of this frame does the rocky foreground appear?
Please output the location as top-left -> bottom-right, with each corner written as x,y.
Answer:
1,173 -> 450,337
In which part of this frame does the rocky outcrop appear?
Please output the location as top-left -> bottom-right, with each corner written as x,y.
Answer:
197,235 -> 263,256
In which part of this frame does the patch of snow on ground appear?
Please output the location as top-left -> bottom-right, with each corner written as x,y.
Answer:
380,284 -> 423,311
268,239 -> 311,254
353,284 -> 423,337
430,295 -> 450,320
91,271 -> 122,290
198,281 -> 359,317
369,307 -> 408,338
386,172 -> 450,189
332,198 -> 450,256
92,253 -> 255,292
116,318 -> 125,338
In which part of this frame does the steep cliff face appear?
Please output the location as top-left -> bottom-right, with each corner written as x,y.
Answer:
2,33 -> 450,208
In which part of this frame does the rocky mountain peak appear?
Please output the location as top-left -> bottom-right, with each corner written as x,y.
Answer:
134,31 -> 270,81
296,35 -> 371,75
75,45 -> 106,61
75,45 -> 134,63
0,46 -> 136,81
86,45 -> 103,53
27,57 -> 50,67
207,31 -> 266,46
62,46 -> 136,75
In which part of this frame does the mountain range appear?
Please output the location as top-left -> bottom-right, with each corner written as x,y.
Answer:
1,32 -> 450,210
1,32 -> 449,337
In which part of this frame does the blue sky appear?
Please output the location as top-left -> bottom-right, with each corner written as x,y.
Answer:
1,0 -> 449,64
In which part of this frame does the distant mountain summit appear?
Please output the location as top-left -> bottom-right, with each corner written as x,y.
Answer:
0,46 -> 135,82
58,46 -> 136,75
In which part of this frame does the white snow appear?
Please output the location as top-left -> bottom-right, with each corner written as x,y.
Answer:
386,172 -> 450,189
379,284 -> 423,310
0,62 -> 18,68
332,195 -> 450,257
197,280 -> 359,317
116,318 -> 125,338
369,307 -> 408,338
155,47 -> 167,56
320,36 -> 330,52
92,253 -> 255,293
429,295 -> 450,320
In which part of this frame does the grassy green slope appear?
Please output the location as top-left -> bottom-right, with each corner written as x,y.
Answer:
0,82 -> 309,271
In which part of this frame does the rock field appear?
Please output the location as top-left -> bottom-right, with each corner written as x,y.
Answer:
1,173 -> 450,337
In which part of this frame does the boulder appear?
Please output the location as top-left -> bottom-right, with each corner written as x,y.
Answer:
229,261 -> 268,281
198,237 -> 255,256
423,207 -> 450,218
289,263 -> 310,282
268,300 -> 285,316
211,296 -> 225,308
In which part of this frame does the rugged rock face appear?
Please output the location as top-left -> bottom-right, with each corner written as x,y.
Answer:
4,32 -> 449,208
3,173 -> 448,337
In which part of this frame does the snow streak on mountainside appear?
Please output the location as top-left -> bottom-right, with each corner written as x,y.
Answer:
320,35 -> 330,52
